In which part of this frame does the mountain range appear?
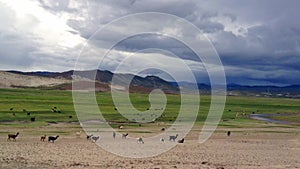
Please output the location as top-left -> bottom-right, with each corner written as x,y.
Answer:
1,70 -> 299,98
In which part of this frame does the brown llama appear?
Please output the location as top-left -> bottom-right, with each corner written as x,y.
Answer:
40,135 -> 46,142
8,132 -> 19,141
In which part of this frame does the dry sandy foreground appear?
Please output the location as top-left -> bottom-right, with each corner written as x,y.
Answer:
0,129 -> 299,169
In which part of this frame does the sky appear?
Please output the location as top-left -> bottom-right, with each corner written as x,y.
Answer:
0,0 -> 299,86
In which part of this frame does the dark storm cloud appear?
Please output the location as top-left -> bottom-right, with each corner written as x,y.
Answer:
110,34 -> 199,61
212,19 -> 300,83
0,0 -> 299,85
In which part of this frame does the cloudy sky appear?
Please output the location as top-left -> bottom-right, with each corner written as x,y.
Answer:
0,0 -> 299,86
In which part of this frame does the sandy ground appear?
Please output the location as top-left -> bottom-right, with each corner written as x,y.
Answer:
0,71 -> 69,88
0,128 -> 299,169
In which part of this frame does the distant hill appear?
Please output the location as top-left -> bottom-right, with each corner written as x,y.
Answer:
226,83 -> 300,97
2,70 -> 300,97
6,70 -> 179,94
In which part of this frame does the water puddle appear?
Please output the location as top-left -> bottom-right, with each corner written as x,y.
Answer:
249,114 -> 299,125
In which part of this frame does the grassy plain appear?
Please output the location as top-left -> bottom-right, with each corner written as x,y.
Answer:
0,88 -> 299,131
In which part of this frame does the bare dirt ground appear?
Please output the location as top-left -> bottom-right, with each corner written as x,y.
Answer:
0,127 -> 299,169
0,71 -> 69,88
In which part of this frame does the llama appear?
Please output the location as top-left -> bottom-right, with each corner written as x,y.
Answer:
76,131 -> 82,137
91,136 -> 100,142
178,138 -> 184,143
7,132 -> 19,141
137,137 -> 144,144
227,131 -> 231,136
86,134 -> 93,140
40,135 -> 46,142
122,133 -> 128,139
48,135 -> 59,143
169,134 -> 178,141
30,117 -> 35,122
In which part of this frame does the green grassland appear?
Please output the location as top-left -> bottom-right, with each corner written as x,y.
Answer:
0,88 -> 299,130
